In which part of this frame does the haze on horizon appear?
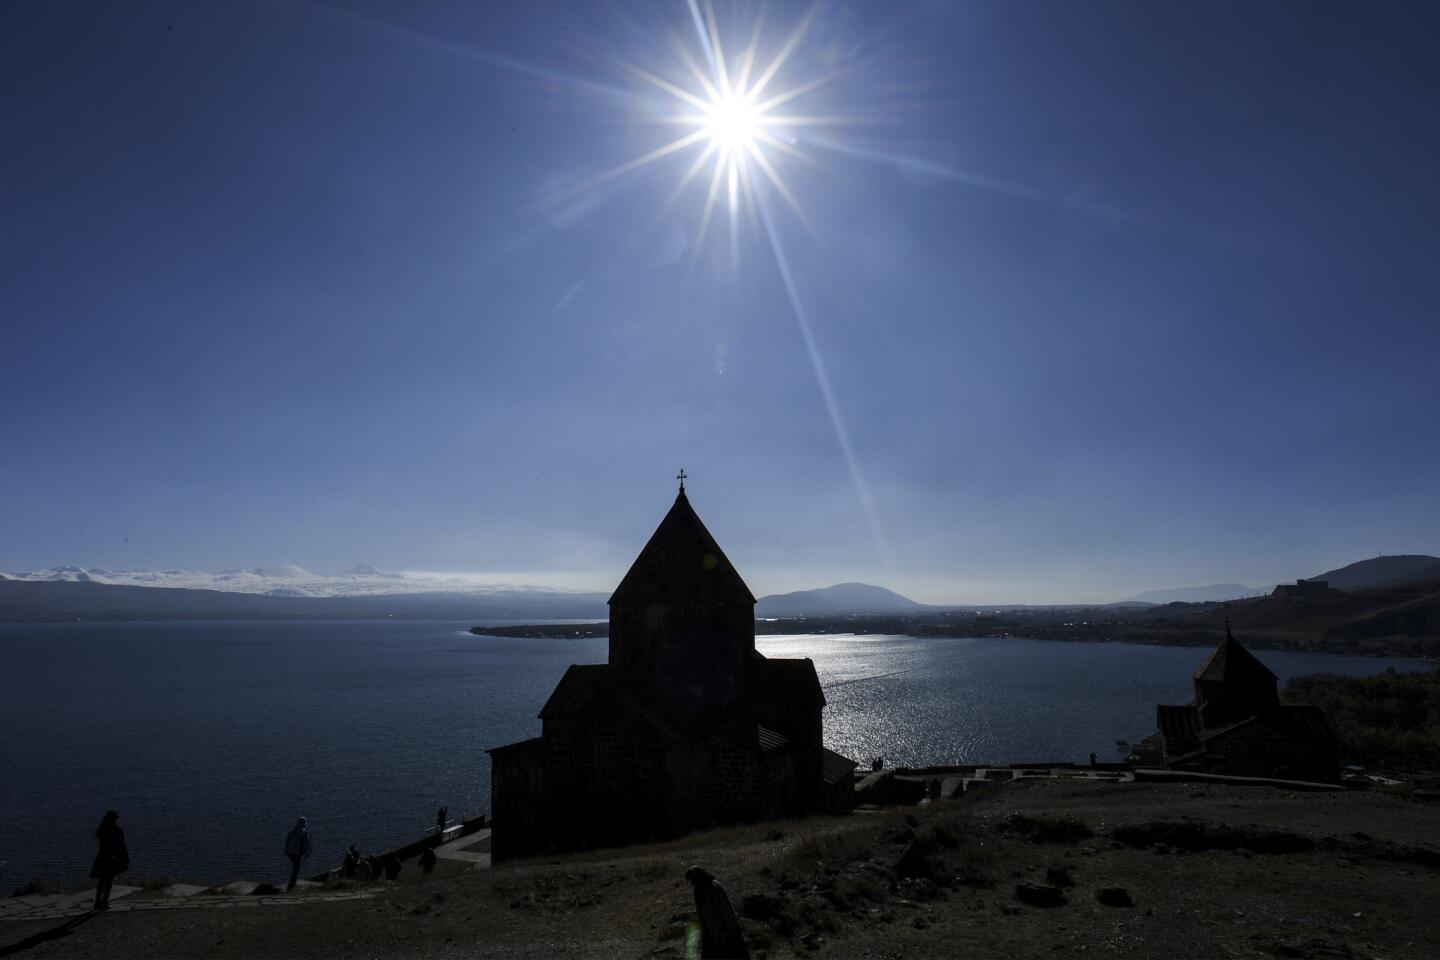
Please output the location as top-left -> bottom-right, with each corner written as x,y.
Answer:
3,1 -> 1437,606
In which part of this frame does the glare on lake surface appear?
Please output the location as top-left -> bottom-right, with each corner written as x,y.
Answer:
0,622 -> 1425,886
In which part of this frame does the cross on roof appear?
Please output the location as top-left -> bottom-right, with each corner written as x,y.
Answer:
676,468 -> 687,491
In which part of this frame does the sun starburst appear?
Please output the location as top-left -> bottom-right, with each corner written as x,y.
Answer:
586,0 -> 843,264
702,92 -> 761,154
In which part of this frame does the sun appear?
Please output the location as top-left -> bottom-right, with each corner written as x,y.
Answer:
703,92 -> 761,155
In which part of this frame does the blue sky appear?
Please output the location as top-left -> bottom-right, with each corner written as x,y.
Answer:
3,1 -> 1438,603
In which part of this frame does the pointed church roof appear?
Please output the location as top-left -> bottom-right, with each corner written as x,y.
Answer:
1193,622 -> 1277,685
609,488 -> 756,606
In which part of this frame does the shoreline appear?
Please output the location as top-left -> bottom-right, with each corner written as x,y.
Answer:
467,620 -> 1437,660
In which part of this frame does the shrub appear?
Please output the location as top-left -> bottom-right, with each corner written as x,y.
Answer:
1283,670 -> 1440,772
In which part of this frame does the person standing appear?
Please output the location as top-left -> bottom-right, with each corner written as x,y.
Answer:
284,817 -> 313,892
342,845 -> 360,879
435,806 -> 448,841
685,866 -> 748,959
90,810 -> 129,911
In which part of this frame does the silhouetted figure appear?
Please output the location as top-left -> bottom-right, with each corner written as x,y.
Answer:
283,817 -> 312,892
685,866 -> 748,959
435,806 -> 448,842
1089,752 -> 1098,766
342,845 -> 360,879
381,852 -> 402,881
358,856 -> 374,882
418,847 -> 437,874
90,810 -> 128,911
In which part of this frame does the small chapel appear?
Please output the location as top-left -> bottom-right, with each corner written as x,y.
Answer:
1132,623 -> 1338,782
488,475 -> 857,861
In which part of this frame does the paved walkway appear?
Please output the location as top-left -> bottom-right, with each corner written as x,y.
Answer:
0,885 -> 375,924
433,827 -> 490,866
0,829 -> 491,925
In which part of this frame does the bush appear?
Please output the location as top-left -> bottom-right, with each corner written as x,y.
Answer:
1283,670 -> 1440,772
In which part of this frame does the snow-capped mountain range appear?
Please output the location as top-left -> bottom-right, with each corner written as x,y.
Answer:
0,565 -> 599,599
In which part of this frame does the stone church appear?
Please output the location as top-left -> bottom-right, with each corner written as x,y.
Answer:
1133,623 -> 1338,782
488,479 -> 856,861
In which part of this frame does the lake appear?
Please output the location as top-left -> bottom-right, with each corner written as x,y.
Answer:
0,620 -> 1426,888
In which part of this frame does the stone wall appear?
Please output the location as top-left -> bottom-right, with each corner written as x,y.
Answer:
1202,722 -> 1335,781
608,602 -> 755,714
665,737 -> 795,830
489,738 -> 546,861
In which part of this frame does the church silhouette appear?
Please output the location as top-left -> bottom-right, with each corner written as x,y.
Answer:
489,476 -> 856,860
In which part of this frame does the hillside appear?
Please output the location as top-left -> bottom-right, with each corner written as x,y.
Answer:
1307,554 -> 1440,591
3,779 -> 1435,959
755,582 -> 925,617
1187,575 -> 1440,653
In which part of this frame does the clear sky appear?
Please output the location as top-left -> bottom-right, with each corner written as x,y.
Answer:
3,1 -> 1438,603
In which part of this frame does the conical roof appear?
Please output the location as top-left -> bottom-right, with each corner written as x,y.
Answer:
1193,623 -> 1276,685
609,488 -> 756,607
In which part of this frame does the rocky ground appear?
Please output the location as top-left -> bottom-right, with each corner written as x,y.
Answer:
3,779 -> 1438,959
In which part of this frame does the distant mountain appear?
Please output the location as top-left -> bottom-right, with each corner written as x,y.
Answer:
247,564 -> 315,580
340,564 -> 403,579
0,579 -> 610,623
16,565 -> 114,584
1305,555 -> 1440,592
756,582 -> 924,618
1,565 -> 596,599
1124,583 -> 1261,604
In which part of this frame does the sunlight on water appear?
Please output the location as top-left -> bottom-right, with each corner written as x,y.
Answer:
758,633 -> 1425,768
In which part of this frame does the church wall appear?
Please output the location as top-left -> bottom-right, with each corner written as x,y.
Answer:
664,739 -> 794,830
1196,673 -> 1278,727
1202,723 -> 1336,781
489,739 -> 547,861
543,697 -> 675,848
495,726 -> 801,860
609,603 -> 756,714
821,774 -> 856,813
758,695 -> 822,812
749,662 -> 825,813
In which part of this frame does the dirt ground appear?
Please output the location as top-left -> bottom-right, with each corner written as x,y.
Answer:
3,779 -> 1438,959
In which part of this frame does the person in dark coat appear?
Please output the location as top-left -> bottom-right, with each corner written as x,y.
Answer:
90,810 -> 129,911
283,817 -> 313,892
685,866 -> 748,959
342,845 -> 360,879
381,852 -> 402,882
418,847 -> 437,874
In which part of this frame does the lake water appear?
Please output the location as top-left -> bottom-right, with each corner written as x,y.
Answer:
0,620 -> 1427,888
